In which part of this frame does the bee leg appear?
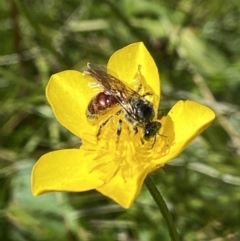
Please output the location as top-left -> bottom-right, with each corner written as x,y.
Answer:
96,110 -> 122,139
142,92 -> 153,97
133,125 -> 138,135
151,136 -> 157,149
135,83 -> 142,93
116,119 -> 122,143
96,117 -> 111,139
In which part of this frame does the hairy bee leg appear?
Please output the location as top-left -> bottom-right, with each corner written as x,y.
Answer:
116,119 -> 123,143
135,84 -> 153,97
133,125 -> 138,135
136,65 -> 154,97
135,83 -> 142,93
142,92 -> 153,97
96,117 -> 111,139
96,110 -> 122,139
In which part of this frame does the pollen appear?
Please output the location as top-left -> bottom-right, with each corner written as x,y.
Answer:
92,113 -> 169,180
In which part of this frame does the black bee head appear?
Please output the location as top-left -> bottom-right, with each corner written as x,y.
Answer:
143,121 -> 161,140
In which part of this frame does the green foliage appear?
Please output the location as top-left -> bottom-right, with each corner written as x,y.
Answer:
1,0 -> 240,240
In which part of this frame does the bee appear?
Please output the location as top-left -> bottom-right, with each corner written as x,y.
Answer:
85,63 -> 162,143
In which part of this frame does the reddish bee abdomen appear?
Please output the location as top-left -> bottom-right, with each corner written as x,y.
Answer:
87,92 -> 119,117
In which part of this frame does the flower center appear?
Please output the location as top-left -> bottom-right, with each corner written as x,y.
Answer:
92,113 -> 169,179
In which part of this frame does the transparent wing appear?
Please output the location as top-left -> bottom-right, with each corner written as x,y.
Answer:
85,63 -> 141,105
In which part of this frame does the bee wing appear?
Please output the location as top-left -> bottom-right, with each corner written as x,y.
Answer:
85,63 -> 141,110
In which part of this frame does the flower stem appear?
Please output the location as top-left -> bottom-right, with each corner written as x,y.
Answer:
145,175 -> 180,241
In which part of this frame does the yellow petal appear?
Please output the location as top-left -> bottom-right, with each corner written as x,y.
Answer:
46,70 -> 98,140
31,149 -> 110,195
107,42 -> 160,108
97,164 -> 154,208
153,100 -> 215,165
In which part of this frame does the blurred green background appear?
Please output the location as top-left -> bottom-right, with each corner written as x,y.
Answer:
1,0 -> 240,240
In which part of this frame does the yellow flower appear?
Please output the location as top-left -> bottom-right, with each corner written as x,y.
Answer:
31,42 -> 215,208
